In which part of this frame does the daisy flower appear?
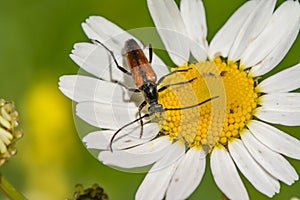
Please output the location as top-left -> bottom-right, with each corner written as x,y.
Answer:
59,0 -> 300,199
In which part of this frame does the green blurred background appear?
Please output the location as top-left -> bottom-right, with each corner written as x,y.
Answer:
0,0 -> 299,199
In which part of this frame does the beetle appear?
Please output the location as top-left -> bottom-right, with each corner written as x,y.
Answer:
94,39 -> 217,151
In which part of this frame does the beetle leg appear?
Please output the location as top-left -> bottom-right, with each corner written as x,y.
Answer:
92,39 -> 131,75
138,101 -> 148,138
148,43 -> 153,63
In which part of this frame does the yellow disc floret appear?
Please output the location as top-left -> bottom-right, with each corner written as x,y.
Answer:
157,58 -> 258,152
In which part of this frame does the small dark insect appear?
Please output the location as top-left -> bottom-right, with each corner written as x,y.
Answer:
94,39 -> 218,151
220,71 -> 227,77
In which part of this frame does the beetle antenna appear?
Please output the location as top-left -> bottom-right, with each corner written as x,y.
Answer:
109,113 -> 150,152
164,96 -> 219,111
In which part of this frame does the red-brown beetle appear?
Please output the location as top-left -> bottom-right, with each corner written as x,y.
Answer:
94,39 -> 217,151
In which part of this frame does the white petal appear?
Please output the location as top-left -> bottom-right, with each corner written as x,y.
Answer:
211,146 -> 249,200
76,101 -> 138,129
136,164 -> 176,200
180,0 -> 207,44
258,63 -> 300,93
70,42 -> 98,67
82,16 -> 170,80
244,1 -> 300,75
99,136 -> 172,168
247,120 -> 300,160
208,1 -> 257,59
166,148 -> 206,200
229,0 -> 276,61
136,142 -> 184,200
59,75 -> 135,103
189,40 -> 207,62
70,42 -> 118,79
150,142 -> 185,172
82,123 -> 159,150
257,93 -> 300,125
147,0 -> 190,66
229,139 -> 279,197
82,16 -> 136,52
257,93 -> 300,115
255,106 -> 300,126
241,130 -> 298,185
83,131 -> 110,150
258,93 -> 300,109
180,0 -> 208,61
70,42 -> 133,85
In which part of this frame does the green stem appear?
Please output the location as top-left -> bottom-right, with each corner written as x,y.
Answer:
0,173 -> 27,200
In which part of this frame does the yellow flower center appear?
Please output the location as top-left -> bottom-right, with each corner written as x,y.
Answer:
157,57 -> 258,152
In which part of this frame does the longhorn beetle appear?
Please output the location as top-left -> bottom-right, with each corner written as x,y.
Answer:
93,39 -> 218,151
